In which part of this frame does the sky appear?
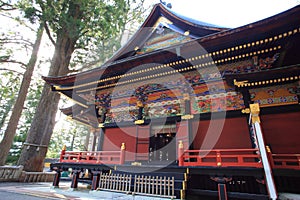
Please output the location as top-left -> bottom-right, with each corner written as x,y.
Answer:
150,0 -> 300,27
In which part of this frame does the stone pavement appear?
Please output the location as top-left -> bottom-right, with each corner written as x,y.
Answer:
0,182 -> 173,200
1,182 -> 300,199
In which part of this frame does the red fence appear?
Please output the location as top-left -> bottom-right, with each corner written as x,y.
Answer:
178,147 -> 263,168
59,143 -> 125,165
178,141 -> 300,170
270,153 -> 300,170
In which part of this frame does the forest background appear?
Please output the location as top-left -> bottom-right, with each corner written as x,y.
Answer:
0,0 -> 151,171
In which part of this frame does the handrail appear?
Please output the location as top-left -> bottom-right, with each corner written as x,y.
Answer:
271,153 -> 300,170
59,143 -> 126,165
178,147 -> 262,168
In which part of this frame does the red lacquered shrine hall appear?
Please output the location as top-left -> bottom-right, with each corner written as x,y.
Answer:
44,4 -> 300,200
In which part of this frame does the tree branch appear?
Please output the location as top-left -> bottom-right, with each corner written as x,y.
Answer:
0,13 -> 36,32
0,68 -> 24,76
0,38 -> 34,47
70,59 -> 103,73
0,1 -> 16,11
43,21 -> 55,45
0,59 -> 27,69
37,1 -> 55,45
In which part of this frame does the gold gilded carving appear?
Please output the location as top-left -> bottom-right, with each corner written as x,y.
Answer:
183,93 -> 190,101
179,140 -> 183,148
134,119 -> 144,125
234,79 -> 248,87
181,114 -> 194,120
121,143 -> 125,150
241,108 -> 250,114
136,100 -> 144,108
241,103 -> 260,123
266,145 -> 271,153
250,103 -> 260,123
131,162 -> 142,166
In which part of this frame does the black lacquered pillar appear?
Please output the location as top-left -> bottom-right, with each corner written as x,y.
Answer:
70,170 -> 81,190
52,169 -> 61,188
91,171 -> 101,190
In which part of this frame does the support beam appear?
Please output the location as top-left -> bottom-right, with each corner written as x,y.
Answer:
70,170 -> 81,190
211,176 -> 231,200
91,171 -> 101,190
218,184 -> 228,200
52,170 -> 61,188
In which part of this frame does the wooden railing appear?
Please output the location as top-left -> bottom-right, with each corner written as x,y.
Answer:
98,172 -> 132,193
133,175 -> 176,199
178,142 -> 300,170
178,142 -> 262,168
270,154 -> 300,170
59,143 -> 126,165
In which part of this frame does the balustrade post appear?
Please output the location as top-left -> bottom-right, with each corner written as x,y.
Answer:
178,140 -> 184,166
266,146 -> 274,169
59,145 -> 66,162
216,151 -> 222,167
120,143 -> 125,165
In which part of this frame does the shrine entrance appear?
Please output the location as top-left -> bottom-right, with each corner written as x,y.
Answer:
149,124 -> 177,162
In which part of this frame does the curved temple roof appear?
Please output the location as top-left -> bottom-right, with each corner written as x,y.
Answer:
43,4 -> 300,125
43,4 -> 300,86
105,3 -> 227,62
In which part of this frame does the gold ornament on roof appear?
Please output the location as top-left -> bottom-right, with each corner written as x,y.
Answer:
250,103 -> 261,123
234,79 -> 248,87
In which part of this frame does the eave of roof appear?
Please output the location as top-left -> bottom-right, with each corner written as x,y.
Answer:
225,64 -> 300,88
43,4 -> 300,88
105,3 -> 227,62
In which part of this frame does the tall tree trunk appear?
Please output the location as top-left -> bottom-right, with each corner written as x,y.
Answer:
0,23 -> 44,166
0,97 -> 16,130
18,30 -> 77,171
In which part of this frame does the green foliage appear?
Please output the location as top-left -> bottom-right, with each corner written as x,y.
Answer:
47,121 -> 88,158
1,0 -> 149,165
5,78 -> 43,164
0,71 -> 20,133
17,0 -> 147,72
18,0 -> 129,46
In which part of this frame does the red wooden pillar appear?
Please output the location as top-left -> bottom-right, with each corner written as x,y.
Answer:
176,121 -> 190,153
178,140 -> 184,166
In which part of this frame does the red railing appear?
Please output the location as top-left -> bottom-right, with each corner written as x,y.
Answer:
178,142 -> 262,168
270,154 -> 300,170
177,142 -> 300,170
59,143 -> 126,165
